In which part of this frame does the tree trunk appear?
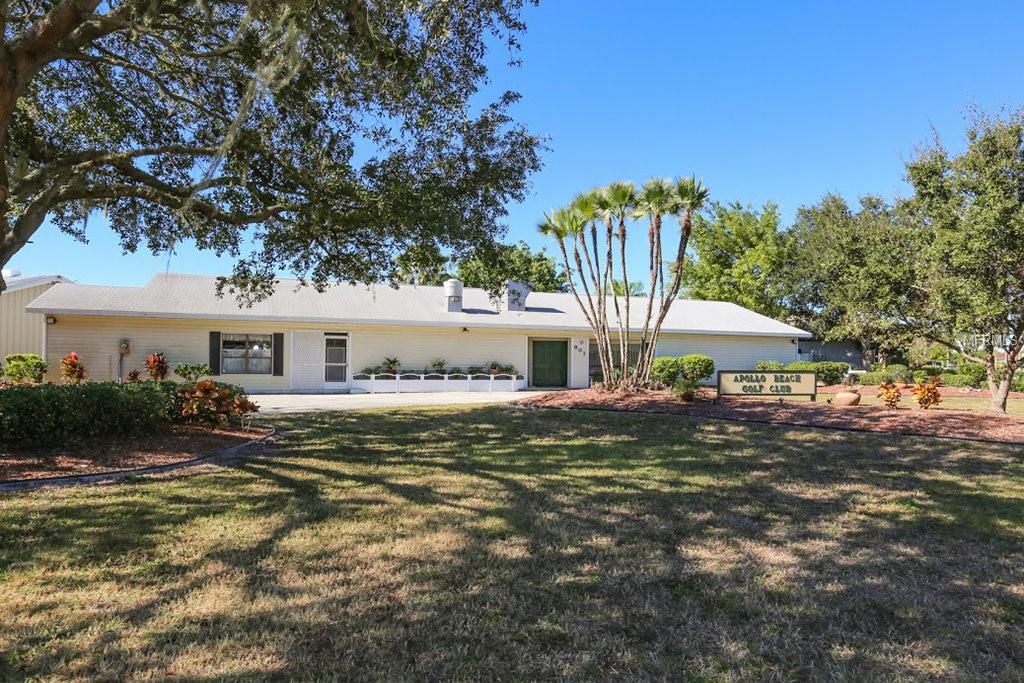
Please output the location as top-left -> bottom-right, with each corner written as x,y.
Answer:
989,377 -> 1011,413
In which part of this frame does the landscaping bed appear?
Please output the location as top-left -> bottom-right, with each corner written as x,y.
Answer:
517,388 -> 1024,444
0,425 -> 271,481
820,384 -> 1024,399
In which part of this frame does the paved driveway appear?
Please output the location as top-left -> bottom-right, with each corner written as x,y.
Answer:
250,391 -> 543,414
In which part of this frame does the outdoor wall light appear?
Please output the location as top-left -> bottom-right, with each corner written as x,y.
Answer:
462,327 -> 469,332
45,316 -> 57,325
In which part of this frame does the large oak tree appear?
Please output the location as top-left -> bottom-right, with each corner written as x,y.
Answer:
0,0 -> 541,298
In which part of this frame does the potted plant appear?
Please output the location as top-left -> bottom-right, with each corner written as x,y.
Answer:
382,357 -> 400,375
488,361 -> 500,375
430,358 -> 446,374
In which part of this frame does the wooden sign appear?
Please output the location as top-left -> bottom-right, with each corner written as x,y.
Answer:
717,370 -> 817,399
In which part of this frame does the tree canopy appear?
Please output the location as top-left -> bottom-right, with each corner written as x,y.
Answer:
681,201 -> 789,318
456,241 -> 567,295
0,0 -> 541,298
781,194 -> 916,365
902,108 -> 1024,411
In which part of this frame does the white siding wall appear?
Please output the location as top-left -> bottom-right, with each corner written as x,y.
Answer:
42,315 -> 798,392
655,333 -> 798,382
0,283 -> 51,361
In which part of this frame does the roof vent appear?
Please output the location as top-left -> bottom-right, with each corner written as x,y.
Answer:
504,280 -> 531,312
443,278 -> 463,313
1,268 -> 21,279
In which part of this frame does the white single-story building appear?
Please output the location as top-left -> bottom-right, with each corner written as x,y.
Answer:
26,272 -> 811,392
0,269 -> 72,362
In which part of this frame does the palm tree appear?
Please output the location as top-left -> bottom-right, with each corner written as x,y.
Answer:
539,176 -> 710,388
635,176 -> 711,382
599,181 -> 637,382
539,207 -> 612,382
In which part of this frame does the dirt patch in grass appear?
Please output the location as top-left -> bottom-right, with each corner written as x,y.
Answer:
517,388 -> 1024,444
0,425 -> 270,481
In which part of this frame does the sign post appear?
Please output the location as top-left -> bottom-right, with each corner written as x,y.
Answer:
716,370 -> 817,401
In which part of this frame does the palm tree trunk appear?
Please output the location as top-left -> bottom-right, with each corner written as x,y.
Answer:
618,217 -> 632,385
638,209 -> 693,382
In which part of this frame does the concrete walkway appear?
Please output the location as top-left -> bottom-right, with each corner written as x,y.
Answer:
250,391 -> 545,414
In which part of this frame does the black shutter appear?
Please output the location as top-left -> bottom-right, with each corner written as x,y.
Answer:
209,331 -> 221,375
272,333 -> 284,376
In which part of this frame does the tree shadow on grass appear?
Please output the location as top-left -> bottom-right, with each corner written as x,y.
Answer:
2,405 -> 1023,679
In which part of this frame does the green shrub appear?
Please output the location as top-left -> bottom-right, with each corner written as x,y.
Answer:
0,381 -> 178,448
956,363 -> 987,388
175,363 -> 213,384
651,357 -> 681,386
938,373 -> 976,388
1012,371 -> 1024,393
673,376 -> 700,401
755,360 -> 784,371
912,369 -> 943,384
784,361 -> 850,386
4,353 -> 48,383
857,371 -> 891,385
679,354 -> 715,382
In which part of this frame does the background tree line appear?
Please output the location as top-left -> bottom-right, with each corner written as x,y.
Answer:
680,108 -> 1024,412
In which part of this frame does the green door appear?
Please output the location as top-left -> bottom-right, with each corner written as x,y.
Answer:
532,340 -> 568,387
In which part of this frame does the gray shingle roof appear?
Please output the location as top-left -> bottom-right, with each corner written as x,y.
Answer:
27,272 -> 811,338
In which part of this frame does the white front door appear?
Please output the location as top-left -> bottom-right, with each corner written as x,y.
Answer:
290,330 -> 350,392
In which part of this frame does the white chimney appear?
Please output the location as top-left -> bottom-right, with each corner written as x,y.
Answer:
443,278 -> 463,312
504,280 -> 531,312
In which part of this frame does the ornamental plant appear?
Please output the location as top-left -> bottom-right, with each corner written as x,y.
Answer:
178,380 -> 259,426
126,369 -> 142,383
3,353 -> 48,383
878,380 -> 902,409
679,354 -> 715,383
175,363 -> 212,384
382,357 -> 400,374
911,379 -> 942,409
145,353 -> 169,381
651,357 -> 681,386
59,352 -> 87,384
673,377 -> 701,402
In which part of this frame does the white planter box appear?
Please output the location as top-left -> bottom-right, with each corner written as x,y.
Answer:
350,374 -> 525,394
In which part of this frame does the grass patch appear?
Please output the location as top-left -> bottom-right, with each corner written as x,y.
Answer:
2,406 -> 1023,679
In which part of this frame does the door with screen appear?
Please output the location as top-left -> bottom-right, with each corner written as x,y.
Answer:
324,335 -> 348,385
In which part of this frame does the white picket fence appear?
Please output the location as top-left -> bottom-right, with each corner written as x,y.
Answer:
350,373 -> 527,394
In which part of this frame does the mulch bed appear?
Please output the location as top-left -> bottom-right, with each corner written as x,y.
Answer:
819,384 -> 1024,399
0,425 -> 272,482
517,389 -> 1024,445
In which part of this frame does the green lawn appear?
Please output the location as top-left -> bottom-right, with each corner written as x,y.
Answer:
2,406 -> 1024,679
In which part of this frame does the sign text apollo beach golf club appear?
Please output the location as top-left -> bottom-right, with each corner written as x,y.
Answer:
717,371 -> 817,399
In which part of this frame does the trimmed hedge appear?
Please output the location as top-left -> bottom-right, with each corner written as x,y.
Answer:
651,357 -> 680,386
785,361 -> 850,386
679,354 -> 715,382
0,381 -> 178,448
755,360 -> 784,371
956,363 -> 987,388
0,380 -> 252,449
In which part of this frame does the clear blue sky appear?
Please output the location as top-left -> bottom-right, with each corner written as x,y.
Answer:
10,0 -> 1024,286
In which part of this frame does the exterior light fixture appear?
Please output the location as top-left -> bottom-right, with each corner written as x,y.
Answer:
45,316 -> 57,325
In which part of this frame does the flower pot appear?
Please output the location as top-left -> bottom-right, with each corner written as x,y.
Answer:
833,390 -> 862,407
